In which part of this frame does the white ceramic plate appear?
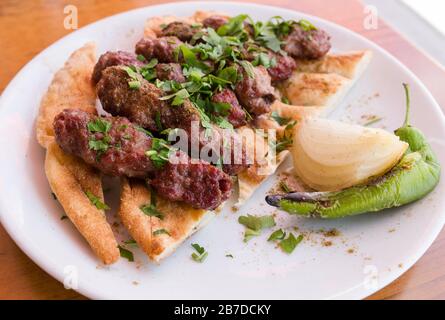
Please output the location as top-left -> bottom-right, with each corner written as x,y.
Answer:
1,1 -> 444,300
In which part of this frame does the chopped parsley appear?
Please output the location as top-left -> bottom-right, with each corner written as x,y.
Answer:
238,214 -> 276,242
85,191 -> 110,210
118,245 -> 134,262
191,243 -> 208,262
87,118 -> 112,134
297,19 -> 317,32
271,111 -> 291,126
268,229 -> 286,241
140,189 -> 164,220
279,233 -> 303,254
153,229 -> 170,236
145,137 -> 176,168
140,203 -> 163,219
122,65 -> 141,89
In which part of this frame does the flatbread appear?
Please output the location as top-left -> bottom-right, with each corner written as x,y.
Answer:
119,178 -> 215,262
45,142 -> 119,264
295,50 -> 372,80
281,50 -> 372,115
36,42 -> 97,148
38,43 -> 119,264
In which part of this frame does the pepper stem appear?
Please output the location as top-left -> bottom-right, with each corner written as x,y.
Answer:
403,83 -> 411,127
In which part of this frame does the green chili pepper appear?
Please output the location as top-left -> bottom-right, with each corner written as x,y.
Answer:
266,84 -> 441,218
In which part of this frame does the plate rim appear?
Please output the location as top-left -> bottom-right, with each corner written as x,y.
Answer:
1,1 -> 444,300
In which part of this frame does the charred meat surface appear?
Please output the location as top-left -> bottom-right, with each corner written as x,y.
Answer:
53,109 -> 232,209
92,51 -> 144,84
202,15 -> 229,30
211,88 -> 246,128
135,36 -> 183,63
96,67 -> 249,175
155,63 -> 186,82
267,52 -> 297,82
151,151 -> 233,210
97,66 -> 168,132
283,25 -> 331,59
235,65 -> 277,116
160,21 -> 198,42
54,109 -> 154,178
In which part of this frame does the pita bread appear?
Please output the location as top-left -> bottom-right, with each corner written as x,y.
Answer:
119,178 -> 215,262
281,50 -> 372,115
295,50 -> 373,80
38,43 -> 119,264
36,42 -> 97,148
45,142 -> 119,264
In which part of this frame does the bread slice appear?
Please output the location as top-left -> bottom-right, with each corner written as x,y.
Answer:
36,42 -> 98,148
295,50 -> 373,80
281,50 -> 372,115
119,178 -> 215,262
45,142 -> 119,264
37,43 -> 119,264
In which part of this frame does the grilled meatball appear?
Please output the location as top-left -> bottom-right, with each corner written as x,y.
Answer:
135,36 -> 183,63
155,63 -> 185,82
235,65 -> 277,116
151,151 -> 232,210
97,66 -> 168,132
96,66 -> 249,175
160,21 -> 198,42
54,109 -> 155,177
267,52 -> 297,82
92,51 -> 144,84
283,25 -> 331,59
54,109 -> 232,210
240,45 -> 297,82
202,15 -> 228,30
211,89 -> 246,128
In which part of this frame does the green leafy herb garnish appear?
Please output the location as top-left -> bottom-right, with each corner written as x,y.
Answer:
297,19 -> 317,32
271,111 -> 291,126
118,245 -> 134,262
122,66 -> 141,89
268,229 -> 286,241
191,243 -> 208,262
238,214 -> 276,242
238,60 -> 255,78
85,191 -> 110,210
153,229 -> 170,236
87,118 -> 112,134
140,204 -> 163,219
145,137 -> 175,168
279,233 -> 303,254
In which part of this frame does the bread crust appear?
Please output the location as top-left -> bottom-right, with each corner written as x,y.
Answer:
45,142 -> 119,264
36,42 -> 97,148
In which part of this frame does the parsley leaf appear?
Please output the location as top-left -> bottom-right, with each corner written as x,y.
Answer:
238,214 -> 276,242
238,214 -> 276,231
85,191 -> 110,210
238,60 -> 255,78
279,233 -> 303,254
268,229 -> 286,241
191,243 -> 208,262
153,229 -> 170,236
145,137 -> 175,168
140,204 -> 163,219
118,245 -> 134,262
87,118 -> 111,134
297,19 -> 317,32
271,111 -> 291,126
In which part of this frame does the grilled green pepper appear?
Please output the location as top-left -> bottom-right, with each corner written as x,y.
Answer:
266,84 -> 441,218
